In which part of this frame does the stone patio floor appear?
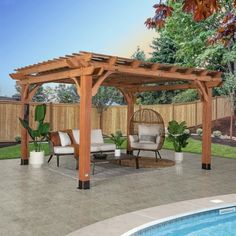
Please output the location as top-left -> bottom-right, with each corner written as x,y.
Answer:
0,150 -> 235,236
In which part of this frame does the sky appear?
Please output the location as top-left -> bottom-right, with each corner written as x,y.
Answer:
0,0 -> 157,96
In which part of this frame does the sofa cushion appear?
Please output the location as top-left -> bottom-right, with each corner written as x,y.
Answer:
54,146 -> 74,154
129,135 -> 139,143
140,135 -> 156,143
91,129 -> 104,144
90,143 -> 102,152
100,143 -> 116,152
131,142 -> 158,150
58,131 -> 71,147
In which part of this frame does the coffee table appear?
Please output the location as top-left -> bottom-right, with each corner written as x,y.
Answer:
91,153 -> 140,175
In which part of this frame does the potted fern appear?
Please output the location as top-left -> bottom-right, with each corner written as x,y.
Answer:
19,104 -> 50,168
110,130 -> 125,157
167,120 -> 190,164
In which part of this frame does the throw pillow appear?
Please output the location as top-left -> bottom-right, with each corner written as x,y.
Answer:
49,132 -> 61,146
140,135 -> 156,143
58,131 -> 72,147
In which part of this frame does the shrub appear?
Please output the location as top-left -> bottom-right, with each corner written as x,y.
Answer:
15,136 -> 21,143
213,130 -> 222,138
196,128 -> 203,136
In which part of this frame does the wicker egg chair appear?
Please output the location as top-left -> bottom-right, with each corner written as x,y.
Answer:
128,108 -> 165,161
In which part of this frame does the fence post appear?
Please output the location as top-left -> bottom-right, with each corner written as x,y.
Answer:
49,102 -> 53,131
195,101 -> 198,129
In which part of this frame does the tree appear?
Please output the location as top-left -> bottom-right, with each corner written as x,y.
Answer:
172,89 -> 199,103
54,84 -> 79,103
216,73 -> 236,138
131,46 -> 146,61
146,1 -> 236,47
92,87 -> 123,131
145,0 -> 236,136
14,83 -> 48,102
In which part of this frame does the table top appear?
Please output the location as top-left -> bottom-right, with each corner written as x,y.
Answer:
91,153 -> 138,163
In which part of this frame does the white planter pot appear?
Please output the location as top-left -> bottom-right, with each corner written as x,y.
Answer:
115,149 -> 121,157
30,151 -> 44,168
175,152 -> 183,164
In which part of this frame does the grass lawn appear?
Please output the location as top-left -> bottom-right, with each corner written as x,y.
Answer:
0,138 -> 236,160
0,143 -> 50,159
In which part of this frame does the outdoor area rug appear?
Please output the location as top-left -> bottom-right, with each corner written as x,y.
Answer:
111,157 -> 175,168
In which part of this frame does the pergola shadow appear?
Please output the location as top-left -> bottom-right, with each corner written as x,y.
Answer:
10,51 -> 222,189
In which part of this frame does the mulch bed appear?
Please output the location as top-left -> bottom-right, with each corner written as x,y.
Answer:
191,135 -> 236,147
190,116 -> 236,136
0,142 -> 18,148
190,115 -> 236,147
111,157 -> 175,168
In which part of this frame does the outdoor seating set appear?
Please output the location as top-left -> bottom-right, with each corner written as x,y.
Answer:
48,109 -> 165,172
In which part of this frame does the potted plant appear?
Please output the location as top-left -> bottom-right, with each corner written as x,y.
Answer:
110,130 -> 125,157
19,104 -> 50,168
167,120 -> 190,164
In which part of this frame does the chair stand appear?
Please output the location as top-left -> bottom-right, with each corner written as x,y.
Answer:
136,149 -> 162,162
47,154 -> 53,163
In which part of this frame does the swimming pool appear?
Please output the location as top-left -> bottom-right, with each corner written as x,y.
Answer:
124,205 -> 236,236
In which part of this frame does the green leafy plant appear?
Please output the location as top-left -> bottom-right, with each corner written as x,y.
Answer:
167,120 -> 191,152
110,130 -> 126,149
19,104 -> 50,152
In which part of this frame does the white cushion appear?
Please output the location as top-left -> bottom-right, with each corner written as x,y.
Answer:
58,131 -> 71,147
90,144 -> 102,152
129,135 -> 139,143
72,129 -> 80,144
138,124 -> 162,139
54,146 -> 74,154
131,142 -> 158,150
100,143 -> 116,152
91,129 -> 104,144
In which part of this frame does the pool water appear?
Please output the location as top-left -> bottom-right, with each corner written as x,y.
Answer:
132,206 -> 236,236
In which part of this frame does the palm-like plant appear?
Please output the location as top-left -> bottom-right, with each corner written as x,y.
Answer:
167,120 -> 190,152
110,130 -> 125,149
19,104 -> 50,152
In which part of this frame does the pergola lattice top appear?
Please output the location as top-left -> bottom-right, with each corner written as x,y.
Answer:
10,51 -> 222,94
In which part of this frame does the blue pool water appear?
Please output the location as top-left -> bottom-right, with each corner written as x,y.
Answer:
132,206 -> 236,236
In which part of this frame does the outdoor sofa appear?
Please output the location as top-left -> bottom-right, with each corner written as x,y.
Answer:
48,129 -> 116,167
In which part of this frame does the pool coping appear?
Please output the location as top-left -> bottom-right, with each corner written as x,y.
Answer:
67,194 -> 236,236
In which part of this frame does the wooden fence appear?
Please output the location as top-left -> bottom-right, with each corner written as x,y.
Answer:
0,96 -> 231,141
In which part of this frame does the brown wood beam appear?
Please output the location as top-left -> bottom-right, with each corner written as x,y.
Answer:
102,65 -> 220,82
78,75 -> 93,189
18,66 -> 95,85
71,77 -> 81,96
92,71 -> 112,96
15,59 -> 69,75
20,85 -> 30,165
202,86 -> 212,170
119,88 -> 135,154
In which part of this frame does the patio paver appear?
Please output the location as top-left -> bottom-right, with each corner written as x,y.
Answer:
0,150 -> 235,235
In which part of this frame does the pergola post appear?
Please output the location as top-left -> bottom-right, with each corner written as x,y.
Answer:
78,75 -> 92,189
20,84 -> 30,165
201,86 -> 212,170
121,91 -> 135,154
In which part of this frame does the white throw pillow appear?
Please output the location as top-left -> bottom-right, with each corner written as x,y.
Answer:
138,124 -> 161,139
58,132 -> 71,147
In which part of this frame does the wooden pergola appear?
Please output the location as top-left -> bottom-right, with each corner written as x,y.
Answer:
10,51 -> 222,189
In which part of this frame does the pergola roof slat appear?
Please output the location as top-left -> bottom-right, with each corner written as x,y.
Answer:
11,51 -> 222,89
